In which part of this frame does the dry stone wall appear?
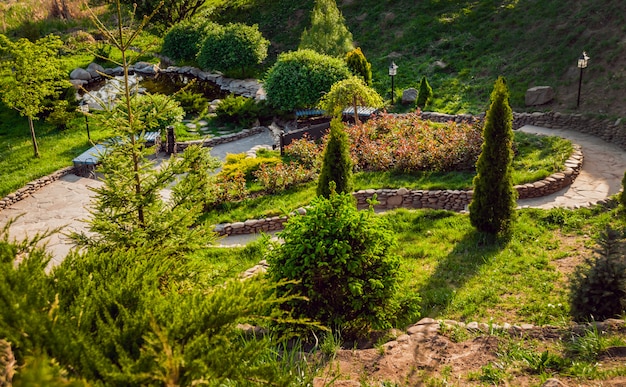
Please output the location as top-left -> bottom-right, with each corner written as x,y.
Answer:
0,167 -> 75,212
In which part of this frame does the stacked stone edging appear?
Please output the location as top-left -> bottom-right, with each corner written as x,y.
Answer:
213,144 -> 583,235
0,167 -> 75,212
174,126 -> 266,152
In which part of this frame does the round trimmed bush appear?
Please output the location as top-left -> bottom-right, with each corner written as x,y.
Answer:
263,49 -> 351,112
162,21 -> 221,64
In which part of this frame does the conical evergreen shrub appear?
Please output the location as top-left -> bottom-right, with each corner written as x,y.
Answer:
416,76 -> 433,109
345,47 -> 372,86
317,118 -> 353,198
469,77 -> 517,235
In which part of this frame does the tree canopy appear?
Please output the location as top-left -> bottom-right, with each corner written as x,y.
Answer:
298,0 -> 354,57
318,75 -> 383,124
0,34 -> 70,158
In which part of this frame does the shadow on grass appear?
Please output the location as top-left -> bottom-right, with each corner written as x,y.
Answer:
406,212 -> 511,318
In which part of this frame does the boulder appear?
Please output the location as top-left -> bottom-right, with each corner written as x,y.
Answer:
69,68 -> 92,81
525,86 -> 555,106
86,62 -> 105,79
402,88 -> 418,104
69,79 -> 88,89
133,61 -> 159,75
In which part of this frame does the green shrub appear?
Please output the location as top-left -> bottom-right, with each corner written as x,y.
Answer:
317,118 -> 353,198
416,76 -> 433,109
267,190 -> 406,334
469,77 -> 517,235
345,47 -> 372,86
298,0 -> 354,57
220,153 -> 281,180
197,23 -> 269,77
264,49 -> 351,111
215,94 -> 261,128
569,227 -> 626,322
174,90 -> 209,116
162,21 -> 220,63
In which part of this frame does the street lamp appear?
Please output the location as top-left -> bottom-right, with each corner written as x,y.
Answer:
79,101 -> 91,141
388,61 -> 398,105
576,51 -> 589,109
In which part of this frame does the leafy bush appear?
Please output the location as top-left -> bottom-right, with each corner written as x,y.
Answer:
317,118 -> 353,198
197,23 -> 269,77
254,162 -> 317,193
267,190 -> 407,334
174,90 -> 208,116
569,227 -> 626,322
264,49 -> 351,111
345,47 -> 372,86
221,153 -> 281,180
162,20 -> 220,63
345,112 -> 482,172
298,0 -> 354,57
283,134 -> 322,169
215,94 -> 261,128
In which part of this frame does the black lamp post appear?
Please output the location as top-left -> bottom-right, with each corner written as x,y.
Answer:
388,61 -> 398,105
79,101 -> 91,141
576,51 -> 589,109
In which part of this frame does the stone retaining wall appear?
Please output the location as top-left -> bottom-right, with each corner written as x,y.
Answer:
173,126 -> 266,152
0,167 -> 75,212
214,143 -> 583,235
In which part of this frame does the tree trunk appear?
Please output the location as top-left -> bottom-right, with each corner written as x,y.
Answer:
28,116 -> 40,158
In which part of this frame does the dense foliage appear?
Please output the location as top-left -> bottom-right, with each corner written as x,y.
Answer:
317,75 -> 383,124
345,47 -> 372,86
298,0 -> 354,57
267,190 -> 408,334
317,119 -> 353,198
469,77 -> 517,235
569,227 -> 626,322
119,0 -> 208,26
161,20 -> 219,63
0,34 -> 70,158
197,23 -> 269,77
345,112 -> 482,172
215,94 -> 262,128
264,49 -> 351,111
417,76 -> 433,109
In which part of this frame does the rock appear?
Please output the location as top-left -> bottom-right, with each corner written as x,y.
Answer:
70,68 -> 92,81
433,60 -> 448,70
69,79 -> 87,89
525,86 -> 555,106
134,61 -> 159,75
86,62 -> 105,78
402,88 -> 418,104
541,378 -> 568,387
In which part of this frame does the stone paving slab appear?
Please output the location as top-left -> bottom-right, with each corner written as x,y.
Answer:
2,125 -> 625,265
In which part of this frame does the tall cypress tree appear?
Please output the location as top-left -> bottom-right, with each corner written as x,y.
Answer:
298,0 -> 354,57
469,77 -> 517,235
317,118 -> 353,198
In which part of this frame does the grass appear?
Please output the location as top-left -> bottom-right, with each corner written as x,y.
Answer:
0,105 -> 111,197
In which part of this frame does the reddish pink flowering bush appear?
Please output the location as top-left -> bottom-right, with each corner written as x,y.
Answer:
344,112 -> 482,172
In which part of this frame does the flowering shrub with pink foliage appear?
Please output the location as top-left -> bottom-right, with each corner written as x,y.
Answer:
254,162 -> 318,193
344,112 -> 483,172
283,134 -> 322,169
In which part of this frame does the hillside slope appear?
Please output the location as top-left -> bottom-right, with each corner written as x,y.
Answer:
209,0 -> 626,116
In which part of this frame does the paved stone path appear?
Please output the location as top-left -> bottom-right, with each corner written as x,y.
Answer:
1,125 -> 626,265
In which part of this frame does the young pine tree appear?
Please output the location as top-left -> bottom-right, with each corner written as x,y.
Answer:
345,47 -> 372,86
298,0 -> 354,57
317,118 -> 353,198
469,77 -> 517,235
416,76 -> 433,109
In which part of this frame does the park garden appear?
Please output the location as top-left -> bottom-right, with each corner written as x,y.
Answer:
1,0 -> 626,385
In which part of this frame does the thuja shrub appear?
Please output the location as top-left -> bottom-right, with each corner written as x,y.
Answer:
344,112 -> 482,172
162,21 -> 220,63
267,190 -> 409,334
254,162 -> 317,193
569,227 -> 626,322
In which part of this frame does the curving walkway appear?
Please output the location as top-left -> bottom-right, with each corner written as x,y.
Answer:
1,125 -> 626,265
